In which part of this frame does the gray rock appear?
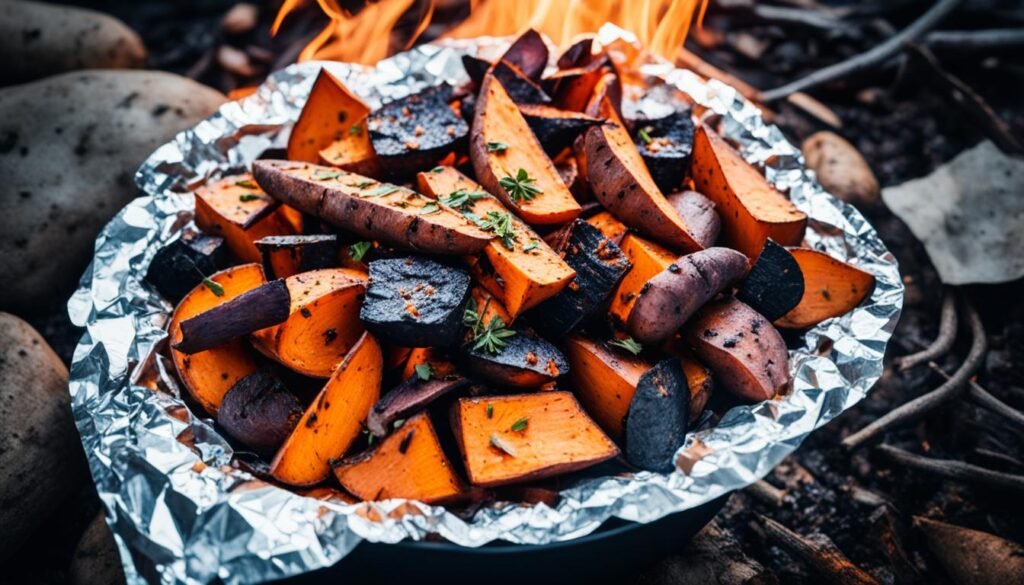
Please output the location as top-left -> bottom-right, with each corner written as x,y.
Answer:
0,0 -> 147,85
0,71 -> 226,312
801,130 -> 880,210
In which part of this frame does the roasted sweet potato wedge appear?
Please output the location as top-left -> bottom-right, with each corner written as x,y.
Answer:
499,28 -> 548,81
194,173 -> 296,263
401,347 -> 457,381
691,126 -> 807,259
666,190 -> 720,249
252,160 -> 493,255
366,375 -> 471,437
529,219 -> 631,336
360,256 -> 471,347
367,84 -> 468,175
461,54 -> 490,86
255,234 -> 338,280
519,104 -> 603,157
469,75 -> 582,225
288,69 -> 372,164
333,412 -> 465,503
169,263 -> 265,415
625,359 -> 690,472
460,327 -> 568,389
174,279 -> 291,354
681,357 -> 713,423
686,298 -> 791,402
627,247 -> 749,345
217,371 -> 303,457
467,285 -> 513,326
146,231 -> 227,303
417,167 -> 575,317
736,240 -> 805,322
584,100 -> 703,253
250,268 -> 368,378
492,60 -> 551,105
608,233 -> 677,326
585,210 -> 629,245
550,56 -> 611,114
775,248 -> 874,329
270,332 -> 382,486
451,392 -> 619,487
564,336 -> 650,438
633,109 -> 695,193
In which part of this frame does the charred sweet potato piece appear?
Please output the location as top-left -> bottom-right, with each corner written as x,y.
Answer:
529,220 -> 631,336
360,256 -> 471,347
250,268 -> 368,378
417,167 -> 575,317
169,263 -> 265,415
625,359 -> 690,472
549,56 -> 611,113
492,60 -> 551,105
686,298 -> 791,402
519,104 -> 602,157
217,371 -> 303,457
194,173 -> 296,263
584,100 -> 703,253
252,160 -> 492,255
401,347 -> 457,381
146,231 -> 227,303
499,28 -> 548,81
775,248 -> 875,329
367,84 -> 468,175
367,375 -> 471,437
333,412 -> 465,503
288,69 -> 372,164
666,191 -> 720,249
627,247 -> 749,345
470,75 -> 581,225
585,210 -> 629,245
461,55 -> 490,86
270,332 -> 383,486
634,109 -> 695,193
608,233 -> 677,326
255,234 -> 338,280
174,279 -> 291,354
564,336 -> 650,439
451,392 -> 619,487
460,327 -> 568,389
681,357 -> 713,423
556,36 -> 595,69
736,240 -> 805,322
691,126 -> 807,259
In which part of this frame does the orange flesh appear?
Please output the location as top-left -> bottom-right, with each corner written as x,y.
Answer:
250,268 -> 368,378
452,392 -> 619,487
333,412 -> 464,504
270,332 -> 383,486
401,347 -> 457,380
288,69 -> 372,163
691,126 -> 807,259
585,210 -> 629,245
417,167 -> 576,317
473,76 -> 582,225
608,233 -> 677,325
564,336 -> 650,438
468,285 -> 513,326
168,263 -> 265,415
680,356 -> 713,422
193,174 -> 296,263
775,248 -> 875,329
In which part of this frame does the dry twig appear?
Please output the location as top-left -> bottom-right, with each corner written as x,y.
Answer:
894,290 -> 957,371
926,28 -> 1024,53
759,516 -> 880,585
843,301 -> 986,449
928,362 -> 1024,428
745,479 -> 787,507
876,444 -> 1024,495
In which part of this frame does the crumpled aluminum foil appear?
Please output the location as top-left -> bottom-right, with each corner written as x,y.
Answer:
68,24 -> 903,585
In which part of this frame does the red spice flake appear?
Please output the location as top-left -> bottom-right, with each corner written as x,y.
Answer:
446,125 -> 456,136
423,285 -> 436,296
404,303 -> 421,319
414,125 -> 425,137
401,106 -> 412,118
404,139 -> 420,150
568,281 -> 581,292
525,351 -> 538,365
545,359 -> 560,376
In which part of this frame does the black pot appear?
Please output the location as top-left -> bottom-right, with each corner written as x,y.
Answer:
282,495 -> 726,585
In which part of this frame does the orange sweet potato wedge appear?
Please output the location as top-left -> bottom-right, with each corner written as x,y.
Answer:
469,75 -> 582,225
401,347 -> 457,381
584,98 -> 703,253
250,268 -> 368,378
270,332 -> 383,486
608,233 -> 677,326
288,69 -> 373,166
333,412 -> 465,503
690,126 -> 807,259
417,167 -> 576,316
451,391 -> 619,487
775,248 -> 875,329
585,210 -> 629,246
565,336 -> 650,438
193,173 -> 296,263
169,263 -> 265,415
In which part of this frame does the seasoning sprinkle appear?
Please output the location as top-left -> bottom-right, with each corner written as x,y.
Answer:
489,433 -> 516,457
360,185 -> 399,197
349,241 -> 372,262
486,403 -> 494,418
235,179 -> 259,189
609,336 -> 643,355
486,141 -> 509,152
414,363 -> 433,381
312,169 -> 342,181
238,193 -> 265,202
498,168 -> 542,203
202,278 -> 225,297
510,417 -> 529,432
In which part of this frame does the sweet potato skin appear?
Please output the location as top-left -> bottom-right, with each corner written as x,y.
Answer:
666,190 -> 720,249
565,336 -> 649,438
366,376 -> 471,437
173,279 -> 290,354
252,160 -> 493,255
686,298 -> 791,402
608,233 -> 677,326
460,328 -> 568,389
775,248 -> 875,329
217,371 -> 303,457
627,247 -> 749,344
193,174 -> 296,263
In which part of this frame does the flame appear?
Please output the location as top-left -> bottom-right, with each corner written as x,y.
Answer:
274,0 -> 707,65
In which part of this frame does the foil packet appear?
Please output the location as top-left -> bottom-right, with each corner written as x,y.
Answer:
68,24 -> 903,585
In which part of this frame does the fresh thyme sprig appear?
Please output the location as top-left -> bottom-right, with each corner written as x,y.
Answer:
476,211 -> 517,250
609,336 -> 643,355
498,168 -> 542,203
471,315 -> 516,355
440,188 -> 488,211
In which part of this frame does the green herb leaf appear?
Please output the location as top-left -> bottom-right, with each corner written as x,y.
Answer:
638,127 -> 654,145
415,363 -> 433,381
348,180 -> 375,189
476,211 -> 517,250
430,166 -> 445,173
203,278 -> 225,297
393,418 -> 406,429
471,315 -> 516,355
522,239 -> 539,253
498,168 -> 543,203
238,193 -> 266,202
510,417 -> 529,432
463,297 -> 483,335
312,169 -> 343,181
235,179 -> 259,189
440,188 -> 488,211
360,185 -> 400,197
349,241 -> 372,262
349,123 -> 362,135
489,433 -> 516,457
419,202 -> 441,215
486,141 -> 509,153
609,336 -> 643,355
486,403 -> 494,419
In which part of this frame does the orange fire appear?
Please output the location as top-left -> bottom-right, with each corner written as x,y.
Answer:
273,0 -> 707,65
